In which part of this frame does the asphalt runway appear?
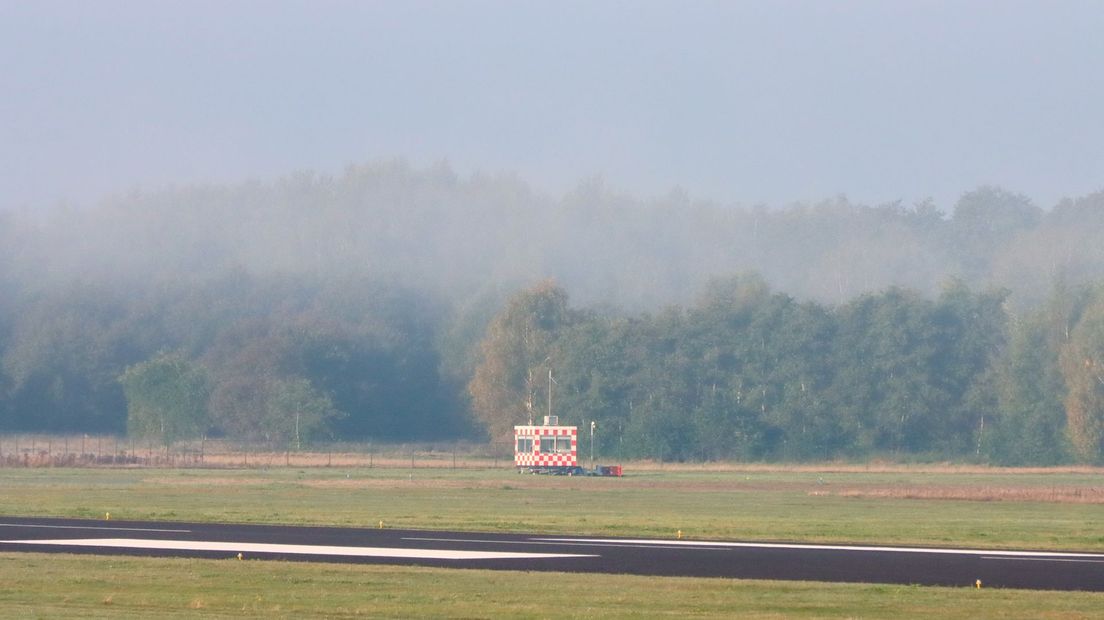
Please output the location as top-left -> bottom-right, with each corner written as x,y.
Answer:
2,516 -> 1102,591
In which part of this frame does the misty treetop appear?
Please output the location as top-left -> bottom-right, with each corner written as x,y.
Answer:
3,163 -> 1103,310
1,163 -> 1104,461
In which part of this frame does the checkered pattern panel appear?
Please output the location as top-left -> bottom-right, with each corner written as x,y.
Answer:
514,425 -> 578,468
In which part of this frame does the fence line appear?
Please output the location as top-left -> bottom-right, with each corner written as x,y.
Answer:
0,435 -> 509,470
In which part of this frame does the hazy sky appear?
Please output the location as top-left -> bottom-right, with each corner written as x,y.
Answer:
2,0 -> 1102,211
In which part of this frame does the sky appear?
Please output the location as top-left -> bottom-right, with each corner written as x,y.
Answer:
2,0 -> 1102,211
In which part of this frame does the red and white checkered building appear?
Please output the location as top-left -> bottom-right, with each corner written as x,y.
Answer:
514,421 -> 578,469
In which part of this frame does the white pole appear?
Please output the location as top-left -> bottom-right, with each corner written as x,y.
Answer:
590,420 -> 596,470
548,368 -> 553,421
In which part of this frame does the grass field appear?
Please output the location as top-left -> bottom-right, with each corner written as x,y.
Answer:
3,465 -> 1104,550
2,552 -> 1104,619
3,463 -> 1104,617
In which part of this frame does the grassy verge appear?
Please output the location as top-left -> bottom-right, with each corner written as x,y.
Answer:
3,466 -> 1104,617
2,467 -> 1104,551
1,552 -> 1103,619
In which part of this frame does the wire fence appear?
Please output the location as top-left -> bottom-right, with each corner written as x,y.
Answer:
0,435 -> 511,470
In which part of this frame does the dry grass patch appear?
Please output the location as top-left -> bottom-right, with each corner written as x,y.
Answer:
122,469 -> 1104,500
141,476 -> 275,487
629,460 -> 1104,475
199,452 -> 501,469
828,485 -> 1104,503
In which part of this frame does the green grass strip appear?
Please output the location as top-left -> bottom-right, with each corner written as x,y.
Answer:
2,552 -> 1104,619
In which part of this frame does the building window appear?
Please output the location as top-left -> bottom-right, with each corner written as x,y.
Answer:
555,436 -> 573,453
540,437 -> 555,454
517,437 -> 533,454
538,435 -> 572,454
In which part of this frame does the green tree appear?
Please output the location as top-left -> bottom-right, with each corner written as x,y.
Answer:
1060,292 -> 1104,462
929,280 -> 1010,457
264,377 -> 341,450
991,310 -> 1070,464
197,276 -> 452,441
4,284 -> 151,433
120,352 -> 210,445
552,317 -> 635,440
469,281 -> 576,443
831,288 -> 933,454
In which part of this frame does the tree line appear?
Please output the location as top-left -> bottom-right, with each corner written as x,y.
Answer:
1,268 -> 1101,464
470,278 -> 1104,464
0,274 -> 466,446
1,163 -> 1103,461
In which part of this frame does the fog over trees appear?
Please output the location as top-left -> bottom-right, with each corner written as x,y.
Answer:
2,162 -> 1104,463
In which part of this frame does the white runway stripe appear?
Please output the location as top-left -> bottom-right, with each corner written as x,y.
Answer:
0,523 -> 190,533
982,556 -> 1104,564
534,537 -> 1104,559
0,538 -> 597,561
406,536 -> 731,551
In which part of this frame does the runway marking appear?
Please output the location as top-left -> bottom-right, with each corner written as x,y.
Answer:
0,523 -> 190,533
0,538 -> 598,561
982,556 -> 1104,564
535,538 -> 1104,560
404,536 -> 730,551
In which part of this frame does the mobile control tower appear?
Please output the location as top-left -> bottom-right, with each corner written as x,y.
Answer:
513,416 -> 621,476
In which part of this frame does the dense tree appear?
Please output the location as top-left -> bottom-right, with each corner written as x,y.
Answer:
120,352 -> 210,445
460,275 -> 1022,462
831,288 -> 934,453
927,280 -> 1010,455
469,281 -> 576,443
1060,290 -> 1104,463
197,276 -> 454,442
1,284 -> 152,433
552,318 -> 633,431
259,378 -> 340,449
991,309 -> 1070,464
